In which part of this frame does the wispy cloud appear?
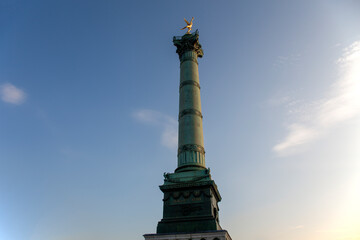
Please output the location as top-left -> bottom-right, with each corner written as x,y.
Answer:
273,41 -> 360,156
292,225 -> 304,230
273,53 -> 301,68
0,83 -> 26,105
133,109 -> 177,150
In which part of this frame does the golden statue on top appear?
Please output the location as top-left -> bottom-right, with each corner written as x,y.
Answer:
181,17 -> 194,34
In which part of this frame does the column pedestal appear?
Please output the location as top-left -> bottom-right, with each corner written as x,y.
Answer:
157,169 -> 221,233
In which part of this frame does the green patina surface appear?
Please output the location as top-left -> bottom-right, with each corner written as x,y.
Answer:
175,31 -> 205,172
156,31 -> 223,234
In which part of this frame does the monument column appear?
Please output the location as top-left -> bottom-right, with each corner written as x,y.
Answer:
174,31 -> 206,172
143,22 -> 232,240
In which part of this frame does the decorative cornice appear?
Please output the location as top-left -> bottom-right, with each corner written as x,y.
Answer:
173,30 -> 203,59
160,179 -> 215,190
179,108 -> 203,119
163,190 -> 211,201
159,180 -> 222,201
179,80 -> 200,90
178,144 -> 205,155
164,174 -> 208,184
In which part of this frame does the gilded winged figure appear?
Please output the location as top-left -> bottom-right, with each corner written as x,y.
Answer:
181,17 -> 194,34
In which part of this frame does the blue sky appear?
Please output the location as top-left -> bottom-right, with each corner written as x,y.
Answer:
1,1 -> 360,240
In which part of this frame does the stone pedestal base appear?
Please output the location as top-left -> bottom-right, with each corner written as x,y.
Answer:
157,169 -> 222,233
144,230 -> 232,240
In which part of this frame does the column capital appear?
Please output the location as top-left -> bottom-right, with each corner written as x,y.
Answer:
173,30 -> 204,59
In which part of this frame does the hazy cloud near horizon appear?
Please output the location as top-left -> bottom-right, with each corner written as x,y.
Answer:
273,41 -> 360,156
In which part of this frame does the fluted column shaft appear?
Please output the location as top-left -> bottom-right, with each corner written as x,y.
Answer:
173,31 -> 205,172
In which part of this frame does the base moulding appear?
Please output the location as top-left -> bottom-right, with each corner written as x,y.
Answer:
144,230 -> 232,240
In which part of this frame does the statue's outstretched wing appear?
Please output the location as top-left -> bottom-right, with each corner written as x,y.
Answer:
190,17 -> 194,24
184,18 -> 190,25
180,26 -> 187,30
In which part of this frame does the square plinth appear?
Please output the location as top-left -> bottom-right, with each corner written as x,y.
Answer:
144,230 -> 232,240
157,170 -> 222,233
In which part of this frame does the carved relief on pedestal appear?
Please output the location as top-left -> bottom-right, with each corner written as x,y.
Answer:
163,189 -> 211,205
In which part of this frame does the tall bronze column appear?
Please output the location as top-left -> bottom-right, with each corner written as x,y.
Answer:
144,29 -> 232,240
174,31 -> 206,172
155,31 -> 222,234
